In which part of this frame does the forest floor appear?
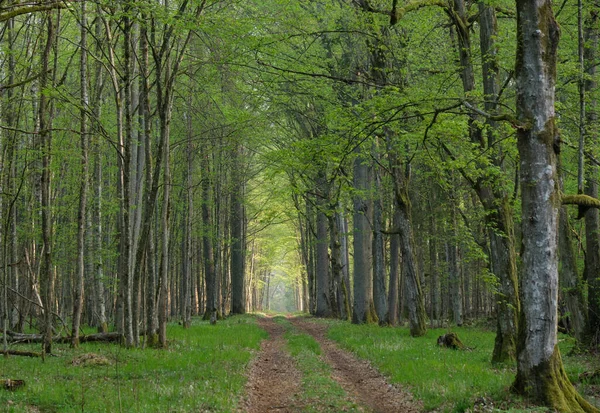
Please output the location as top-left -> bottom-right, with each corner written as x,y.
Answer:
241,315 -> 421,413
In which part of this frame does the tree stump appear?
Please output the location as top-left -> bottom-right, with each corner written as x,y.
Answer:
1,379 -> 25,391
437,332 -> 465,350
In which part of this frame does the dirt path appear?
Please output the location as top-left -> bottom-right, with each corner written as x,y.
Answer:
243,316 -> 421,413
242,317 -> 302,412
290,318 -> 421,413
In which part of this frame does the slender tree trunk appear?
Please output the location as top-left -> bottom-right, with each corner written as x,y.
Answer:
201,150 -> 217,320
583,2 -> 600,346
39,10 -> 56,356
558,206 -> 586,341
230,144 -> 245,315
511,1 -> 596,410
373,162 -> 388,325
158,137 -> 171,347
388,144 -> 426,336
71,0 -> 89,348
315,172 -> 331,317
181,103 -> 194,327
352,150 -> 377,324
388,210 -> 400,326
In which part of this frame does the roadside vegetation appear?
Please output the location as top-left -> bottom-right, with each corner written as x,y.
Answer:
0,316 -> 265,413
3,314 -> 599,412
326,320 -> 600,412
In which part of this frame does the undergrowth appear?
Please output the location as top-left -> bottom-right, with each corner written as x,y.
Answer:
0,315 -> 266,412
325,321 -> 599,412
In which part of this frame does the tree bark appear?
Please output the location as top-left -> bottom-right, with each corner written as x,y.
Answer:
230,143 -> 246,315
352,150 -> 376,324
583,2 -> 600,346
387,143 -> 426,337
388,210 -> 400,326
71,0 -> 89,348
511,0 -> 596,410
373,159 -> 388,325
201,150 -> 217,320
315,172 -> 331,317
39,10 -> 56,356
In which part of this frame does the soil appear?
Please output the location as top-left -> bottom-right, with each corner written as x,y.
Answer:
242,316 -> 422,413
242,317 -> 302,412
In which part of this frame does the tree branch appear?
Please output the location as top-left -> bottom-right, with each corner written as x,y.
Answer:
0,1 -> 69,22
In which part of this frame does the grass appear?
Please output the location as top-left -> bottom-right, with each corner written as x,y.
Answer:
326,321 -> 600,412
273,316 -> 361,412
0,315 -> 266,413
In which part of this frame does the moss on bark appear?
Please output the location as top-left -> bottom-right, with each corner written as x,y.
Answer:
513,346 -> 598,412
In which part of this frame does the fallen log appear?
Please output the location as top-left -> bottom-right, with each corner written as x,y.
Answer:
1,350 -> 41,358
2,331 -> 121,344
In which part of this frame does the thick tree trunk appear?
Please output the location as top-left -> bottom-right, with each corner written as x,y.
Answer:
512,1 -> 596,410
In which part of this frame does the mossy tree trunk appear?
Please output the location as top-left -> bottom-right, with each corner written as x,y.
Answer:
512,0 -> 597,410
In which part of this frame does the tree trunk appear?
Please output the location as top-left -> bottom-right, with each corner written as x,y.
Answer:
315,172 -> 331,317
447,202 -> 463,326
583,3 -> 600,346
388,210 -> 400,326
511,1 -> 596,410
201,150 -> 217,320
388,144 -> 426,336
230,143 -> 245,315
39,10 -> 56,356
352,150 -> 377,324
558,206 -> 586,341
71,0 -> 89,348
373,161 -> 388,325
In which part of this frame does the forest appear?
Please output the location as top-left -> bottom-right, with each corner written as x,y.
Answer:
1,0 -> 600,411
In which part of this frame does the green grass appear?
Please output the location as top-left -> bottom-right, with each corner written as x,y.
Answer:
0,315 -> 266,413
326,322 -> 599,412
274,317 -> 361,412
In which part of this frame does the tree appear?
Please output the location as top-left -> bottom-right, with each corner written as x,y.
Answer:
511,0 -> 597,410
71,0 -> 90,348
